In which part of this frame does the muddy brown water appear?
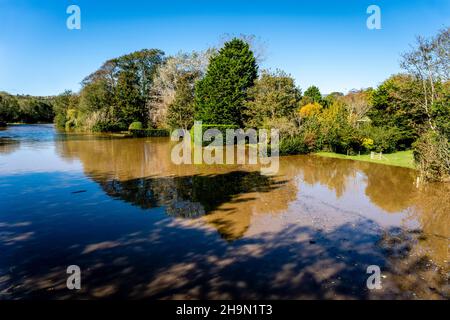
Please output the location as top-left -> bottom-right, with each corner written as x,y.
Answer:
0,124 -> 448,299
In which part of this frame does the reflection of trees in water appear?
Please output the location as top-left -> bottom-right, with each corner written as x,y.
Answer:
0,138 -> 20,155
110,171 -> 295,241
56,137 -> 296,240
280,155 -> 449,268
280,155 -> 357,198
359,162 -> 417,213
56,136 -> 449,257
408,183 -> 450,267
56,136 -> 182,178
356,162 -> 449,267
413,183 -> 449,239
98,171 -> 289,240
2,128 -> 448,299
100,171 -> 282,218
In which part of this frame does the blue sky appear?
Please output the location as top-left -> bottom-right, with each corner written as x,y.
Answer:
0,0 -> 449,96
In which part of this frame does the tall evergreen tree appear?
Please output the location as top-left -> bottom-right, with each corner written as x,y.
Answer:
302,85 -> 322,105
195,38 -> 258,125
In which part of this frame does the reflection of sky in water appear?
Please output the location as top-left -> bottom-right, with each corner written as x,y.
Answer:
0,124 -> 83,174
0,145 -> 82,174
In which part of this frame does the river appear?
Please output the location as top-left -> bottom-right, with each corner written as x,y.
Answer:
0,124 -> 448,299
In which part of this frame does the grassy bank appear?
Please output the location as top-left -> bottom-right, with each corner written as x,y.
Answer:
315,150 -> 415,169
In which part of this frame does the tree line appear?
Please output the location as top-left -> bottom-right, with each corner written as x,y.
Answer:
0,29 -> 448,181
0,92 -> 54,125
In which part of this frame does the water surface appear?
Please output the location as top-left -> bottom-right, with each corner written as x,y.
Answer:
0,124 -> 448,299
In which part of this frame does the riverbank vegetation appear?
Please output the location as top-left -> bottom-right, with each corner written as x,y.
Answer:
0,29 -> 448,181
0,92 -> 54,124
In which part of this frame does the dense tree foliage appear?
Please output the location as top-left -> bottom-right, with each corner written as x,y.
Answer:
368,74 -> 424,148
53,90 -> 79,129
399,27 -> 450,181
432,81 -> 450,140
55,49 -> 164,131
0,92 -> 54,124
301,85 -> 322,105
244,70 -> 301,128
166,71 -> 198,129
299,102 -> 323,118
195,38 -> 258,126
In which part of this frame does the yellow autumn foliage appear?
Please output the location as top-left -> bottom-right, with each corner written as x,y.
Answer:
298,102 -> 323,118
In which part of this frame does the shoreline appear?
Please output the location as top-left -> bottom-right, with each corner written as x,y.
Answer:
315,150 -> 416,169
0,123 -> 418,170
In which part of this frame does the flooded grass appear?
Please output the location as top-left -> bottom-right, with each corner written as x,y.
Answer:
315,150 -> 415,169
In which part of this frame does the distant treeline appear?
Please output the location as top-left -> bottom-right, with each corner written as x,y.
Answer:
0,92 -> 54,124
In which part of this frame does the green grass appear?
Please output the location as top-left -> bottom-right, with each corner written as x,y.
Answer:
315,150 -> 416,169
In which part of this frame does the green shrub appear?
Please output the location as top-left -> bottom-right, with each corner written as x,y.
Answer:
190,124 -> 239,146
279,136 -> 310,155
413,131 -> 450,182
362,138 -> 374,150
331,126 -> 363,154
91,121 -> 123,132
358,125 -> 401,153
432,99 -> 450,141
54,113 -> 67,129
80,106 -> 127,132
128,121 -> 143,130
65,118 -> 77,130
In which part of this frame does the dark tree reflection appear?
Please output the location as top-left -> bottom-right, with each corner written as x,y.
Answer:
99,171 -> 285,219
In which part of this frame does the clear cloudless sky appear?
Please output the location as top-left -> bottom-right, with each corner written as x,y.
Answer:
0,0 -> 449,96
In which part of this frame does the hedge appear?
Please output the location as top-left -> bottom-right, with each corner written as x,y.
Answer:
128,121 -> 143,130
130,128 -> 170,137
189,124 -> 239,146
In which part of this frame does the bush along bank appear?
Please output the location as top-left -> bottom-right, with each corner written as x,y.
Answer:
130,128 -> 170,137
